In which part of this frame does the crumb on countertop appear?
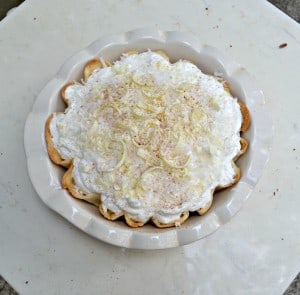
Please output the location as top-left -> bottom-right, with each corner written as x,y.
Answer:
279,43 -> 287,48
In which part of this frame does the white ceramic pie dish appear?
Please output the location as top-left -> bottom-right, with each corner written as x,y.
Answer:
24,28 -> 273,249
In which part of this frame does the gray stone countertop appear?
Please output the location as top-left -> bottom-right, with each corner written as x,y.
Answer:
0,0 -> 299,294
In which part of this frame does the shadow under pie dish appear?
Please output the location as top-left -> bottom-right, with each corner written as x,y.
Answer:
45,50 -> 250,228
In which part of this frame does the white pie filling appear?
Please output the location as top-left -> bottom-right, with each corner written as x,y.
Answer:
50,51 -> 242,224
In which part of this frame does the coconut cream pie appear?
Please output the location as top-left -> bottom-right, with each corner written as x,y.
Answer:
45,50 -> 250,228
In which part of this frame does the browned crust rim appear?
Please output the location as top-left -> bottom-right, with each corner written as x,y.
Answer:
45,50 -> 251,228
62,163 -> 101,206
60,82 -> 75,105
99,204 -> 123,221
196,163 -> 241,215
124,214 -> 147,228
152,211 -> 189,228
197,199 -> 213,216
83,58 -> 112,82
238,100 -> 251,132
45,113 -> 72,168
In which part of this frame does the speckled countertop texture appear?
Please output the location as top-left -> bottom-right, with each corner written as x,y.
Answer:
0,0 -> 299,294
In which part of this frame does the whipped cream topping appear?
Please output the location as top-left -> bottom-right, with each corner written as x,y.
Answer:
50,51 -> 242,224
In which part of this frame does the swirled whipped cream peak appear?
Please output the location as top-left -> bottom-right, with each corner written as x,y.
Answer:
50,51 -> 242,224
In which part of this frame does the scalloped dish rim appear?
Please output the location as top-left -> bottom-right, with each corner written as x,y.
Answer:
24,28 -> 273,249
